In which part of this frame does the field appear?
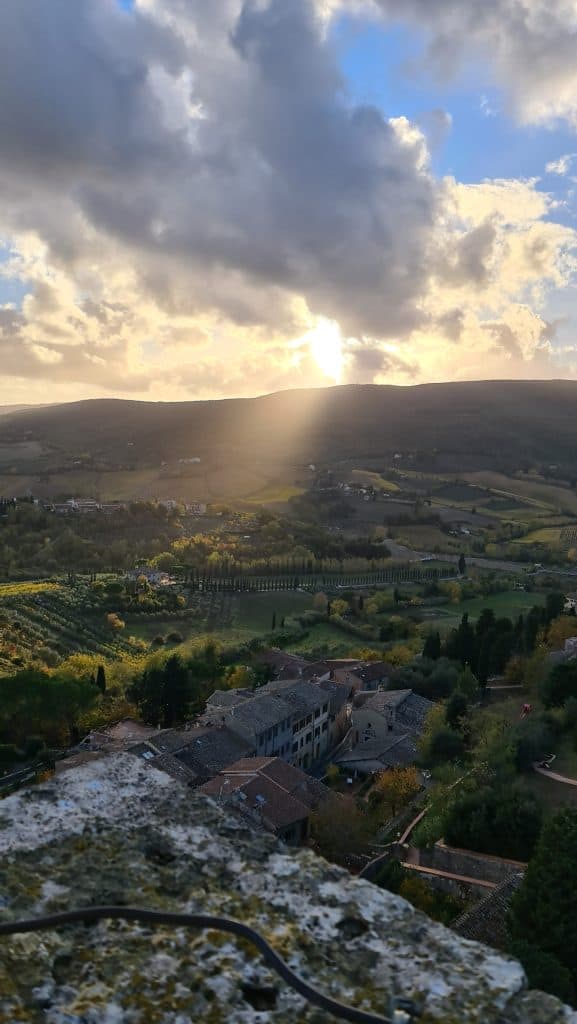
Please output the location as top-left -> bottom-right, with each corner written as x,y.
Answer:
393,524 -> 468,552
235,591 -> 313,631
0,581 -> 62,598
350,469 -> 400,493
517,527 -> 563,545
242,483 -> 305,506
420,589 -> 548,629
464,472 -> 577,516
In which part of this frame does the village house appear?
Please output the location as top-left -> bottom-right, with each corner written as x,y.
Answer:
333,689 -> 434,778
352,688 -> 433,743
251,648 -> 311,681
332,661 -> 394,692
201,678 -> 349,771
198,756 -> 331,845
129,725 -> 254,787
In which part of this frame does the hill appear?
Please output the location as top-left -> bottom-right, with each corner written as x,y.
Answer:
0,380 -> 575,500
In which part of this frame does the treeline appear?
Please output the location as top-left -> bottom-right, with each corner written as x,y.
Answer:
421,592 -> 567,683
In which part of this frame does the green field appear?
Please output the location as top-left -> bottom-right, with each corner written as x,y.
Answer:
350,469 -> 400,493
517,527 -> 563,545
235,591 -> 313,631
465,471 -> 577,515
0,581 -> 62,598
282,621 -> 370,656
421,590 -> 548,629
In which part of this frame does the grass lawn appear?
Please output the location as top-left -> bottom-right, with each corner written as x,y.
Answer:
235,591 -> 314,632
285,621 -> 371,656
517,527 -> 563,545
421,589 -> 547,629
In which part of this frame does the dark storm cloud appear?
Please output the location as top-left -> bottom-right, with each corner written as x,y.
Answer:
0,0 -> 440,339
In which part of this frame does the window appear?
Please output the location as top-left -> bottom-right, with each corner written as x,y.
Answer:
306,731 -> 312,744
292,741 -> 298,754
306,714 -> 313,725
323,704 -> 329,714
322,722 -> 328,733
300,737 -> 304,748
314,726 -> 320,738
292,723 -> 299,735
314,708 -> 320,718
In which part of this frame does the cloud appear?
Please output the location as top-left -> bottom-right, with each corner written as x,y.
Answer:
0,0 -> 575,401
342,0 -> 577,127
546,154 -> 576,176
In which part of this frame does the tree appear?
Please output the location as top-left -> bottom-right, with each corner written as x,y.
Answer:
422,631 -> 441,661
310,796 -> 372,866
330,598 -> 349,617
445,691 -> 469,731
373,766 -> 420,816
106,612 -> 125,632
545,591 -> 566,623
509,808 -> 577,998
457,665 -> 479,700
540,661 -> 577,708
458,553 -> 466,576
96,665 -> 107,695
448,613 -> 476,667
546,615 -> 577,652
509,940 -> 575,1006
162,654 -> 191,728
445,785 -> 542,860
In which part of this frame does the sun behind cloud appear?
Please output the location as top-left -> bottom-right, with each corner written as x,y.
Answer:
307,318 -> 345,382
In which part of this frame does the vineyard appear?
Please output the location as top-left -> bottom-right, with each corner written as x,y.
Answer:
561,526 -> 577,549
0,584 -> 141,672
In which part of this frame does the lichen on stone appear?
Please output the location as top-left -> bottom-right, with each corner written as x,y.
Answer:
0,754 -> 574,1023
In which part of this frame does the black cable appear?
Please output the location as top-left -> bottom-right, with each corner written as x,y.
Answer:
0,906 -> 397,1024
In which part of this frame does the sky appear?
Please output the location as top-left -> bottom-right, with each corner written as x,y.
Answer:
1,0 -> 577,404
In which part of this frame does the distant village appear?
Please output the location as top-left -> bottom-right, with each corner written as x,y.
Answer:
0,496 -> 208,517
62,652 -> 432,847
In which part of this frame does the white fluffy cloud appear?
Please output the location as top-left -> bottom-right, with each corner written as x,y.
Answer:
0,0 -> 575,401
354,0 -> 577,127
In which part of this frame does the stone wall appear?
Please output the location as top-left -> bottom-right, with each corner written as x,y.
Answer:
0,754 -> 573,1023
408,840 -> 527,885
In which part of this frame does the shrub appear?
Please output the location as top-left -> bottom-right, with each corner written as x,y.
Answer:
166,631 -> 184,644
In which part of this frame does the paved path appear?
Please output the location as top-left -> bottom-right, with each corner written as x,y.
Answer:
533,763 -> 577,786
401,862 -> 496,890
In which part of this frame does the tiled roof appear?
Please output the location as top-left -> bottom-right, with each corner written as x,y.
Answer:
359,690 -> 434,735
452,874 -> 525,951
198,756 -> 331,833
175,727 -> 254,777
351,662 -> 394,683
335,733 -> 418,771
362,689 -> 412,712
396,693 -> 434,734
152,754 -> 199,785
317,678 -> 350,711
206,689 -> 253,709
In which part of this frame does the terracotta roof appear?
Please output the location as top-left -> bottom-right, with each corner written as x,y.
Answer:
198,756 -> 331,834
